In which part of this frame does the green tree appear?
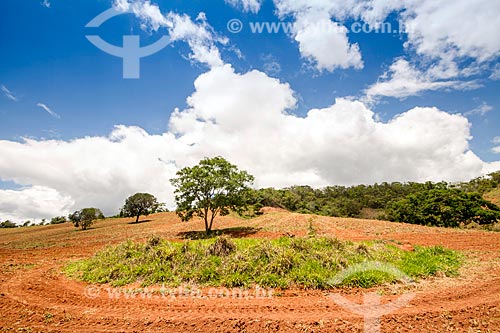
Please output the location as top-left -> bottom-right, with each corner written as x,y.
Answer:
0,220 -> 16,228
121,193 -> 160,223
170,156 -> 254,234
386,188 -> 500,227
50,216 -> 67,224
68,208 -> 104,230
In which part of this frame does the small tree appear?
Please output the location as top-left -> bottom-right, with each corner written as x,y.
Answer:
170,156 -> 254,234
50,216 -> 67,224
68,208 -> 104,230
0,220 -> 16,228
121,193 -> 160,223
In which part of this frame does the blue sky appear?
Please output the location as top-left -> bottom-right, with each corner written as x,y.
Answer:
0,0 -> 499,222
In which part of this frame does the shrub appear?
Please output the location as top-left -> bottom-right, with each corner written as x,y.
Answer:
65,236 -> 462,289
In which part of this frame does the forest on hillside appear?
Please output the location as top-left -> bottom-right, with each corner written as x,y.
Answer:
247,171 -> 500,228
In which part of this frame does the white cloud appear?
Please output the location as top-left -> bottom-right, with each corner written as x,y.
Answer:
261,54 -> 281,76
0,186 -> 73,223
113,0 -> 224,68
491,64 -> 500,80
282,0 -> 500,63
493,137 -> 500,154
293,12 -> 363,72
401,0 -> 500,62
274,0 -> 500,79
36,102 -> 60,119
113,0 -> 168,31
225,0 -> 263,13
464,102 -> 493,117
1,65 -> 497,223
1,85 -> 17,101
273,2 -> 363,72
41,0 -> 51,8
366,59 -> 481,99
166,12 -> 225,68
0,126 -> 181,223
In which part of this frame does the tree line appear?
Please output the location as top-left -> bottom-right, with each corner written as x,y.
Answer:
2,157 -> 499,231
246,171 -> 500,227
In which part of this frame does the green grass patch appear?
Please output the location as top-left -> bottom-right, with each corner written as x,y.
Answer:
65,236 -> 462,289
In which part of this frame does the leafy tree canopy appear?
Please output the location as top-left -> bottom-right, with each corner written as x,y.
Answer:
68,207 -> 104,230
121,193 -> 160,223
170,156 -> 254,233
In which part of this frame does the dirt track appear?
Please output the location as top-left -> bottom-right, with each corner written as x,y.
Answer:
1,211 -> 500,332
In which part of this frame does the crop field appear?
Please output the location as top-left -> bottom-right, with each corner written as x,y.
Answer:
1,209 -> 500,332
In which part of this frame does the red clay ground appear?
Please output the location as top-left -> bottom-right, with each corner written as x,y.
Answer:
1,210 -> 500,332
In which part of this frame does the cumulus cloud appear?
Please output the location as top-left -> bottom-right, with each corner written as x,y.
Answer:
113,0 -> 225,68
1,65 -> 497,223
292,11 -> 363,72
274,0 -> 500,86
0,126 -> 181,223
36,102 -> 60,119
277,0 -> 500,63
0,186 -> 73,223
1,85 -> 17,101
225,0 -> 263,13
365,59 -> 481,99
273,2 -> 363,72
401,0 -> 500,62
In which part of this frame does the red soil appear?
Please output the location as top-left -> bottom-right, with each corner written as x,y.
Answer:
1,211 -> 499,332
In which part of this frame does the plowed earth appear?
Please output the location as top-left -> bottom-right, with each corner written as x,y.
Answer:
1,210 -> 500,332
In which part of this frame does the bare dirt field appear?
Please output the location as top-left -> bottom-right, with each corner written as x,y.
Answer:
1,210 -> 500,332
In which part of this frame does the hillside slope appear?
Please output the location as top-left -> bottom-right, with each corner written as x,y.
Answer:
485,186 -> 500,207
1,211 -> 500,332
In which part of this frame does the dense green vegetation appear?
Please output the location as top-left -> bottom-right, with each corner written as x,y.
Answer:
385,188 -> 500,227
246,172 -> 500,227
65,236 -> 462,289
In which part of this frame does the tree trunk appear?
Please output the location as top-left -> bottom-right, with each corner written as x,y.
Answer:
136,215 -> 140,223
204,216 -> 210,234
209,211 -> 216,232
204,208 -> 210,234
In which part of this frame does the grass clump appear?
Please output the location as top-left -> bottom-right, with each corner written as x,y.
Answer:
65,235 -> 462,289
